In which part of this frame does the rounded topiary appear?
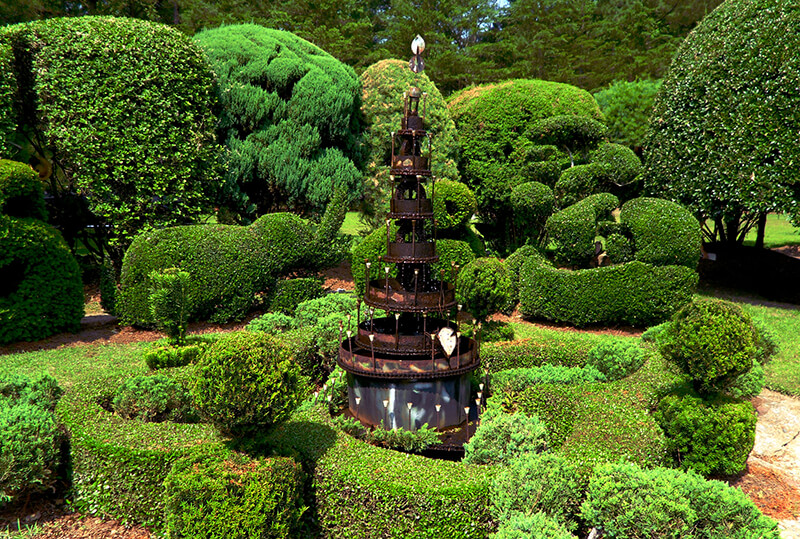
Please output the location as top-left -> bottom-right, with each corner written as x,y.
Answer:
525,159 -> 563,187
586,340 -> 645,381
112,375 -> 189,422
594,79 -> 662,150
195,24 -> 363,219
644,0 -> 800,243
193,331 -> 310,436
433,179 -> 476,231
510,181 -> 554,247
553,163 -> 608,209
604,233 -> 633,264
655,393 -> 756,477
528,114 -> 608,167
0,160 -> 47,220
620,197 -> 701,269
268,278 -> 324,315
349,222 -> 397,296
0,215 -> 83,344
463,404 -> 547,466
456,257 -> 514,321
546,193 -> 619,268
591,142 -> 642,186
658,299 -> 759,393
3,17 -> 219,254
431,238 -> 477,278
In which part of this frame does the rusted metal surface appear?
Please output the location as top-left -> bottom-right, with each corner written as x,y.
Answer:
364,278 -> 456,312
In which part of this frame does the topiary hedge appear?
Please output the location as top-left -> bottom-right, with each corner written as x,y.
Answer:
0,39 -> 14,156
510,181 -> 554,248
519,258 -> 697,327
591,142 -> 642,187
268,277 -> 324,315
546,193 -> 619,268
593,79 -> 662,150
117,213 -> 313,326
1,17 -> 220,255
0,160 -> 46,220
480,330 -> 612,373
620,197 -> 701,269
433,179 -> 477,232
456,257 -> 514,321
195,24 -> 363,220
552,163 -> 608,209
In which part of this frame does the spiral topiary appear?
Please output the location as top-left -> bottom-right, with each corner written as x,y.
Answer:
433,179 -> 476,232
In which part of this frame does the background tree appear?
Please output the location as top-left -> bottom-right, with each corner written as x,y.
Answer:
593,79 -> 662,153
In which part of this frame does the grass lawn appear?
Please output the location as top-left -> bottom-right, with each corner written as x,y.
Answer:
741,303 -> 800,397
741,213 -> 800,248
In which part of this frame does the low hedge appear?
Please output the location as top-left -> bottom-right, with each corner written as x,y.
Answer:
519,259 -> 697,327
265,403 -> 496,538
481,331 -> 609,373
620,197 -> 701,269
546,193 -> 618,267
56,373 -> 222,527
118,213 -> 313,326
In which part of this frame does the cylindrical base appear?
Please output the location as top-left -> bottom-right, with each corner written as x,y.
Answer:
347,372 -> 473,431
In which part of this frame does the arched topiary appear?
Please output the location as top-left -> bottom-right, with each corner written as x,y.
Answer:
360,59 -> 459,228
620,197 -> 701,269
546,193 -> 619,268
593,80 -> 662,150
644,0 -> 800,246
194,25 -> 364,220
591,142 -> 642,187
433,179 -> 476,232
0,160 -> 46,220
117,213 -> 313,326
2,17 -> 220,257
510,181 -> 554,247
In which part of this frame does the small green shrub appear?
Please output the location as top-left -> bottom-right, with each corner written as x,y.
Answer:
342,419 -> 441,453
164,447 -> 305,539
460,320 -> 515,343
0,159 -> 47,220
0,373 -> 62,411
463,401 -> 547,465
546,193 -> 619,267
620,197 -> 701,269
726,362 -> 765,400
491,365 -> 607,394
641,321 -> 670,343
492,511 -> 577,539
430,238 -> 477,279
112,375 -> 190,422
145,344 -> 206,370
247,313 -> 298,334
591,142 -> 642,186
149,268 -> 190,344
350,223 -> 397,296
268,278 -> 324,315
490,452 -> 584,529
510,181 -> 554,247
603,233 -> 633,264
481,332 -> 601,373
456,257 -> 514,321
658,298 -> 760,393
587,341 -> 645,381
433,179 -> 477,231
193,331 -> 310,436
655,393 -> 756,477
553,163 -> 607,208
295,294 -> 360,361
580,461 -> 779,538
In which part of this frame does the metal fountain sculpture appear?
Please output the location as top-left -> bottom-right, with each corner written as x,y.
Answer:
337,36 -> 480,431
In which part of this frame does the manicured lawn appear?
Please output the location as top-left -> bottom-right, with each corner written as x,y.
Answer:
741,303 -> 800,397
741,213 -> 800,248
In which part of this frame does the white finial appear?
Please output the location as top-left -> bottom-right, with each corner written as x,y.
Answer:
411,35 -> 426,55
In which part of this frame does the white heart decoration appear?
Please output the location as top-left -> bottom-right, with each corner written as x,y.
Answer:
438,327 -> 457,357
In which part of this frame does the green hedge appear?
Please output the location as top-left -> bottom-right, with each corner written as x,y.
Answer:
510,181 -> 554,247
593,79 -> 662,149
0,215 -> 83,344
0,159 -> 46,220
268,278 -> 324,315
2,17 -> 219,254
56,374 -> 222,527
590,142 -> 642,186
118,213 -> 313,325
456,257 -> 514,321
553,163 -> 608,209
432,238 -> 477,278
480,330 -> 610,373
0,39 -> 14,156
546,193 -> 618,268
265,403 -> 496,538
620,197 -> 701,269
433,179 -> 477,232
519,259 -> 696,327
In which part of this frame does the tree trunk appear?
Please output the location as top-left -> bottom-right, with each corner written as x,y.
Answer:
755,212 -> 767,249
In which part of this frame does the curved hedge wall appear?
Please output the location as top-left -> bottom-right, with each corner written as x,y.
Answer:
195,24 -> 363,218
518,258 -> 697,327
117,213 -> 313,326
546,193 -> 618,268
2,17 -> 219,254
620,197 -> 701,269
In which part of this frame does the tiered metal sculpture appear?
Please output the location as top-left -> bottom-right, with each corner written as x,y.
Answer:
338,36 -> 480,431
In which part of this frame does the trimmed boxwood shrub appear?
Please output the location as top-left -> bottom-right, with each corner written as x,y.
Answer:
117,213 -> 313,325
431,238 -> 477,278
528,114 -> 608,167
56,375 -> 222,527
594,79 -> 662,149
0,160 -> 47,220
456,257 -> 514,321
590,142 -> 642,186
553,163 -> 608,209
581,461 -> 779,538
268,277 -> 324,315
493,511 -> 577,539
433,179 -> 477,232
603,233 -> 633,264
658,299 -> 760,393
620,197 -> 701,269
112,374 -> 190,422
519,258 -> 697,327
656,393 -> 756,477
195,24 -> 363,219
491,365 -> 607,394
546,193 -> 618,267
164,447 -> 305,539
0,215 -> 83,344
586,340 -> 646,381
463,403 -> 547,466
193,331 -> 310,437
525,159 -> 562,187
350,222 -> 397,296
145,344 -> 205,370
481,330 -> 607,373
2,17 -> 220,255
510,181 -> 554,247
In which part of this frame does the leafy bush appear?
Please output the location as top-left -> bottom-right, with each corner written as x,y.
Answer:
553,163 -> 607,209
546,193 -> 619,267
603,233 -> 633,264
519,258 -> 696,327
0,43 -> 14,156
333,416 -> 441,453
655,393 -> 756,477
591,142 -> 643,186
164,448 -> 305,539
580,461 -> 779,538
350,222 -> 396,296
247,312 -> 298,334
149,268 -> 190,344
144,344 -> 205,370
433,179 -> 477,232
268,278 -> 324,315
587,340 -> 646,381
726,362 -> 765,400
620,197 -> 701,269
118,213 -> 313,325
641,321 -> 670,343
0,159 -> 47,220
481,331 -> 605,373
460,320 -> 515,343
491,365 -> 607,394
490,452 -> 584,529
525,159 -> 562,187
528,114 -> 608,167
431,238 -> 477,277
644,0 -> 800,246
463,402 -> 547,465
658,299 -> 760,393
510,181 -> 554,247
594,79 -> 662,149
456,257 -> 514,321
194,24 -> 363,219
0,373 -> 62,411
492,511 -> 577,539
2,17 -> 219,255
193,331 -> 310,436
112,375 -> 190,422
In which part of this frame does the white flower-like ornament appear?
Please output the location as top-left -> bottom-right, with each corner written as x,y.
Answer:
411,35 -> 426,55
437,326 -> 457,357
410,35 -> 426,73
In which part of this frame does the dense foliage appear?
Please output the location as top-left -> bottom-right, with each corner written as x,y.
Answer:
594,79 -> 662,149
546,193 -> 618,268
586,340 -> 646,381
268,278 -> 324,315
456,257 -> 514,321
195,25 -> 364,220
644,0 -> 800,245
463,404 -> 547,466
0,160 -> 47,220
1,17 -> 220,259
510,181 -> 554,248
112,375 -> 190,422
149,268 -> 190,344
433,179 -> 476,232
